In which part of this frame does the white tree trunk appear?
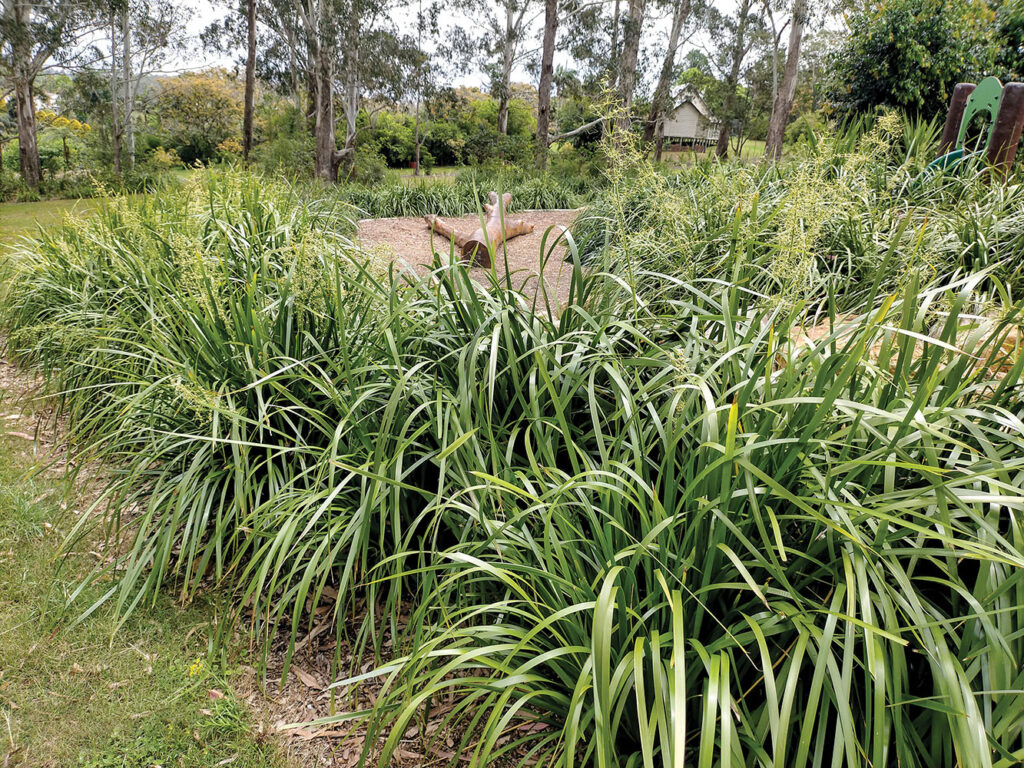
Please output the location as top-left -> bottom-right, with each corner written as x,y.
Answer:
609,0 -> 621,90
643,0 -> 690,144
13,74 -> 41,187
121,7 -> 135,168
285,25 -> 301,111
496,2 -> 515,135
110,13 -> 122,176
9,0 -> 42,187
342,19 -> 360,156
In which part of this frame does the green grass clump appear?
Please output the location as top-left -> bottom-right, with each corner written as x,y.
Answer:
332,167 -> 591,219
2,140 -> 1024,768
574,114 -> 1024,310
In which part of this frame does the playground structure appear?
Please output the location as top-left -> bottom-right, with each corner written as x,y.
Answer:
928,77 -> 1024,176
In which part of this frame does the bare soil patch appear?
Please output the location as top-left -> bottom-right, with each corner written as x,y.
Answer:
358,209 -> 580,312
233,611 -> 481,767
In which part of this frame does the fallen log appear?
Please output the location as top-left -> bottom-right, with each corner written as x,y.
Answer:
423,215 -> 469,248
424,191 -> 534,268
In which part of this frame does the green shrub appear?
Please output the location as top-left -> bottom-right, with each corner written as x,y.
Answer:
144,146 -> 183,172
784,110 -> 825,145
343,147 -> 388,185
0,169 -> 30,201
256,134 -> 315,178
419,148 -> 435,174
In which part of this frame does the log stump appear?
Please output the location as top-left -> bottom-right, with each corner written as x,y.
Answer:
424,191 -> 535,268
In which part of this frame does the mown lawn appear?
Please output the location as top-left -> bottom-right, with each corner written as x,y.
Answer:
661,138 -> 767,165
0,198 -> 105,244
386,165 -> 459,184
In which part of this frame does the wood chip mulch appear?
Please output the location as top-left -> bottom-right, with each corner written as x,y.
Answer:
357,210 -> 581,314
233,610 -> 489,768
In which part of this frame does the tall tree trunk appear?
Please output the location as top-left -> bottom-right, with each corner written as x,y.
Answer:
714,97 -> 734,159
413,0 -> 424,176
496,2 -> 515,136
110,14 -> 122,176
286,27 -> 301,112
762,1 -> 779,109
715,0 -> 753,158
413,100 -> 421,175
764,0 -> 806,161
10,0 -> 41,188
609,0 -> 621,91
653,117 -> 665,160
313,43 -> 337,181
643,0 -> 690,144
339,14 -> 360,163
121,8 -> 135,168
535,0 -> 558,168
810,59 -> 819,110
305,56 -> 318,136
342,46 -> 359,161
344,75 -> 358,142
243,0 -> 257,160
496,95 -> 509,134
13,74 -> 41,188
615,0 -> 647,130
496,90 -> 509,135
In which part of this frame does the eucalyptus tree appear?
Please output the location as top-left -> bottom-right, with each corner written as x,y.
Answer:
615,0 -> 647,124
0,94 -> 15,168
243,0 -> 256,159
709,0 -> 762,157
0,0 -> 104,186
643,0 -> 700,157
291,0 -> 339,178
106,0 -> 185,173
411,0 -> 446,174
288,0 -> 415,179
561,0 -> 650,128
764,0 -> 808,159
470,0 -> 537,135
559,0 -> 622,92
757,0 -> 787,109
203,0 -> 307,116
534,0 -> 557,166
211,0 -> 432,179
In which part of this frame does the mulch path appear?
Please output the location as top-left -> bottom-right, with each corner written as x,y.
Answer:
357,210 -> 581,313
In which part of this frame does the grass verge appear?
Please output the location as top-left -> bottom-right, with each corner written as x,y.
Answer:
0,372 -> 284,768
